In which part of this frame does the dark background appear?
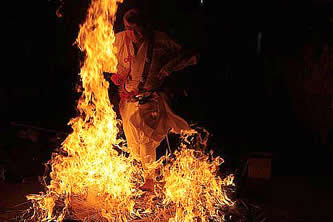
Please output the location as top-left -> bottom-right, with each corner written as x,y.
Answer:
1,0 -> 333,178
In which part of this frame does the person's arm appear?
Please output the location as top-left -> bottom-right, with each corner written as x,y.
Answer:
158,39 -> 199,79
105,31 -> 129,86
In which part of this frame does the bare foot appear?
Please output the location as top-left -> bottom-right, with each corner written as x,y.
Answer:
140,178 -> 154,192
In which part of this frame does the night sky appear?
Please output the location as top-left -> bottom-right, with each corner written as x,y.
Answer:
2,0 -> 333,176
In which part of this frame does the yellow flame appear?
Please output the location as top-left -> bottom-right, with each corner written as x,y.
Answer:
26,0 -> 235,221
27,0 -> 141,220
162,149 -> 234,222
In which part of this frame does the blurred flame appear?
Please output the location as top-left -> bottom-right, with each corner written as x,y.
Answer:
26,0 -> 235,221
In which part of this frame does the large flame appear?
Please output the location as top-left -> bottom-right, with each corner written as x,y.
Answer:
25,0 -> 235,221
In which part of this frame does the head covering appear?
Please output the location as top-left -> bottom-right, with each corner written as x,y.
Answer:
123,8 -> 143,28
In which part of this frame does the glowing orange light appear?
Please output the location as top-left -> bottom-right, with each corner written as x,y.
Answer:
26,0 -> 235,221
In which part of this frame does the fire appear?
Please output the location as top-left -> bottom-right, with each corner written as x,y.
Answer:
162,149 -> 234,221
25,0 -> 235,221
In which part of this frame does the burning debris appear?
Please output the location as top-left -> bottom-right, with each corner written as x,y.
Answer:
22,0 -> 235,221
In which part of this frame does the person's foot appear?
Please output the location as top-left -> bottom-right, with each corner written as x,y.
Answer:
140,178 -> 154,192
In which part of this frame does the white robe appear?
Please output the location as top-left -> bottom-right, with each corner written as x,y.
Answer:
113,30 -> 197,168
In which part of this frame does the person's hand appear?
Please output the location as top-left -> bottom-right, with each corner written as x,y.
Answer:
157,70 -> 169,80
111,74 -> 125,86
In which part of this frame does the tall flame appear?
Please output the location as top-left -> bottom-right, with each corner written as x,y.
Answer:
25,0 -> 235,221
27,0 -> 143,220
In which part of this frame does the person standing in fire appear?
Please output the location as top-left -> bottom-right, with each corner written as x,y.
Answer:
110,9 -> 198,191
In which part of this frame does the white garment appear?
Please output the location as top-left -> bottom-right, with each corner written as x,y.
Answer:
114,30 -> 197,167
114,30 -> 197,92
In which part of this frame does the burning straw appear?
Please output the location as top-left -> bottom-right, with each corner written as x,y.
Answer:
23,0 -> 235,221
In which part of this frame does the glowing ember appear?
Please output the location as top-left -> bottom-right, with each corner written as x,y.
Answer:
25,0 -> 235,221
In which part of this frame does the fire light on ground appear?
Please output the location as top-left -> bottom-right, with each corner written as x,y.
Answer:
25,0 -> 235,221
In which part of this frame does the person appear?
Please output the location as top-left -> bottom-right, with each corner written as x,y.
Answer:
110,8 -> 198,191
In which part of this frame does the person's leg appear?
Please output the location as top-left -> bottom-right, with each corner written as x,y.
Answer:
139,139 -> 160,191
119,101 -> 141,158
140,141 -> 157,164
140,140 -> 159,175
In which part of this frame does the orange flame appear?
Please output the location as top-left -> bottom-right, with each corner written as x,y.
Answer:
162,149 -> 234,221
26,0 -> 235,221
27,0 -> 142,220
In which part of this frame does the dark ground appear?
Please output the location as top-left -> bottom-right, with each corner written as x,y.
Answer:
1,0 -> 333,221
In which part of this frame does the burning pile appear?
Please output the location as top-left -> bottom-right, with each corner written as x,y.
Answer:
25,0 -> 235,221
